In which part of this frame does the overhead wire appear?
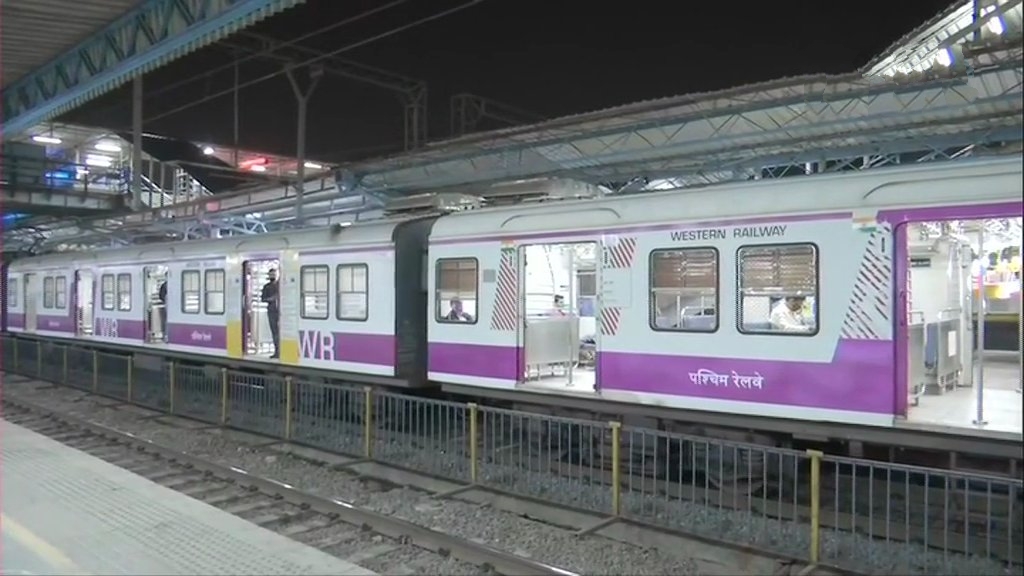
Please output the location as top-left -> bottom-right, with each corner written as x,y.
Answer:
81,0 -> 411,118
143,0 -> 487,126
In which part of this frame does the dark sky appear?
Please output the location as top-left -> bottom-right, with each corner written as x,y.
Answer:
61,0 -> 955,163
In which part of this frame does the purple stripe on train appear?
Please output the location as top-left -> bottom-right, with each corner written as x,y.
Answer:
429,340 -> 895,414
168,323 -> 227,349
300,330 -> 396,367
7,313 -> 25,329
93,317 -> 146,340
37,314 -> 75,333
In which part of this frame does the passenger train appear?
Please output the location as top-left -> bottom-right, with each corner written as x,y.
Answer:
4,157 -> 1022,447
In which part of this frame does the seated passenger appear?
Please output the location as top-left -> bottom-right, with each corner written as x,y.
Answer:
444,298 -> 474,322
546,295 -> 568,317
770,296 -> 812,332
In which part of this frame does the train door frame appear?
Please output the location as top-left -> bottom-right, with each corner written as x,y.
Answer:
142,265 -> 168,343
74,269 -> 95,336
242,258 -> 280,358
23,272 -> 38,333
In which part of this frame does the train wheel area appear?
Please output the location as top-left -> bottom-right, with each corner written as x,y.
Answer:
900,217 -> 1022,436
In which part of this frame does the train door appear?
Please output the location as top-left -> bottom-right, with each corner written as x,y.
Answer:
23,273 -> 38,333
242,258 -> 280,358
143,265 -> 168,343
75,270 -> 94,335
899,217 -> 1021,431
518,242 -> 598,392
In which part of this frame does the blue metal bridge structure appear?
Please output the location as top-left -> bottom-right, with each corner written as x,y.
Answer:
1,0 -> 1022,252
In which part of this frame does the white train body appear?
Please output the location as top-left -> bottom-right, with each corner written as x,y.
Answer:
5,157 -> 1022,430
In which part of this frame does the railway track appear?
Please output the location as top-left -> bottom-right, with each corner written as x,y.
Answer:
1,388 -> 855,576
0,398 -> 573,576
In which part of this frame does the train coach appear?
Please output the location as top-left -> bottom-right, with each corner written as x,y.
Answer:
3,156 -> 1022,450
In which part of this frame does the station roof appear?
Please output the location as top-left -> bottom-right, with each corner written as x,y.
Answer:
0,0 -> 144,89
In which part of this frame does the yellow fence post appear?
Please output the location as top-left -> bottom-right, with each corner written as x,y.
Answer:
610,421 -> 622,517
468,403 -> 479,484
363,386 -> 373,459
284,376 -> 293,441
36,340 -> 42,377
126,357 -> 134,401
61,346 -> 68,385
806,449 -> 823,565
168,360 -> 176,414
91,350 -> 99,393
220,368 -> 229,425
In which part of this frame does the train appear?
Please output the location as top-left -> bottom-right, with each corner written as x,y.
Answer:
4,156 -> 1022,454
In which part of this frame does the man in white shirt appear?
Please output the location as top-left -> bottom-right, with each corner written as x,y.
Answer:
770,296 -> 812,332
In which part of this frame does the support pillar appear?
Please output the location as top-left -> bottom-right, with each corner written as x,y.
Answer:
285,65 -> 323,227
233,57 -> 240,167
132,75 -> 144,211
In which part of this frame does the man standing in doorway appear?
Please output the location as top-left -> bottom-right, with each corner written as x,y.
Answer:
261,269 -> 280,359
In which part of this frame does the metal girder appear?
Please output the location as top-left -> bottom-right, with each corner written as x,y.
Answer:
340,51 -> 1022,195
1,0 -> 308,137
450,93 -> 546,137
220,31 -> 429,150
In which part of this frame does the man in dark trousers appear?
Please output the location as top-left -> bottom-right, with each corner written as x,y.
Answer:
261,268 -> 280,358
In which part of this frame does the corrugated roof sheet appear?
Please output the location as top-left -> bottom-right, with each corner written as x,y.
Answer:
0,0 -> 145,89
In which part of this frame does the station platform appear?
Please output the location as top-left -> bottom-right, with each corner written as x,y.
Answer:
0,419 -> 376,576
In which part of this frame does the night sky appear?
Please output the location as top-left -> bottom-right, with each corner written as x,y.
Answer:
60,0 -> 955,163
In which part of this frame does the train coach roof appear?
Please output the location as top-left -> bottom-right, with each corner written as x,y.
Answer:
430,157 -> 1023,241
8,218 -> 411,271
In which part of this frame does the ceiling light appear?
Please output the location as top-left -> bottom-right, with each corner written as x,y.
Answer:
202,146 -> 215,155
95,142 -> 122,153
937,47 -> 953,67
85,156 -> 113,168
250,165 -> 267,172
32,135 -> 62,145
303,162 -> 323,170
982,6 -> 1005,35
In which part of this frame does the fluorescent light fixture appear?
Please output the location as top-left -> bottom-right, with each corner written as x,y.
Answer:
94,141 -> 122,153
982,6 -> 1005,35
937,47 -> 953,67
202,146 -> 215,155
85,156 -> 113,167
303,162 -> 323,170
250,164 -> 267,172
32,135 -> 62,145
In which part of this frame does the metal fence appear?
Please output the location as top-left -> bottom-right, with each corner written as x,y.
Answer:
1,335 -> 1020,574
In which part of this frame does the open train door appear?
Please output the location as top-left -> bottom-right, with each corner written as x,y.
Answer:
75,270 -> 94,336
22,272 -> 38,333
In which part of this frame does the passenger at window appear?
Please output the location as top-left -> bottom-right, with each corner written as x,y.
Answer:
444,298 -> 474,322
547,295 -> 567,317
261,269 -> 281,358
770,296 -> 812,332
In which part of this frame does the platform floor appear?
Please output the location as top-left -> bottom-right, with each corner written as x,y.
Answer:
0,419 -> 376,576
904,355 -> 1022,438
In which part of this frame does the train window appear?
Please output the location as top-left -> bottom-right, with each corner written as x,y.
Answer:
55,276 -> 67,309
8,279 -> 18,308
649,247 -> 719,332
204,269 -> 226,315
101,274 -> 116,310
43,277 -> 55,309
181,270 -> 201,314
300,265 -> 330,320
116,273 -> 132,311
737,243 -> 819,336
435,258 -> 478,324
336,264 -> 368,321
